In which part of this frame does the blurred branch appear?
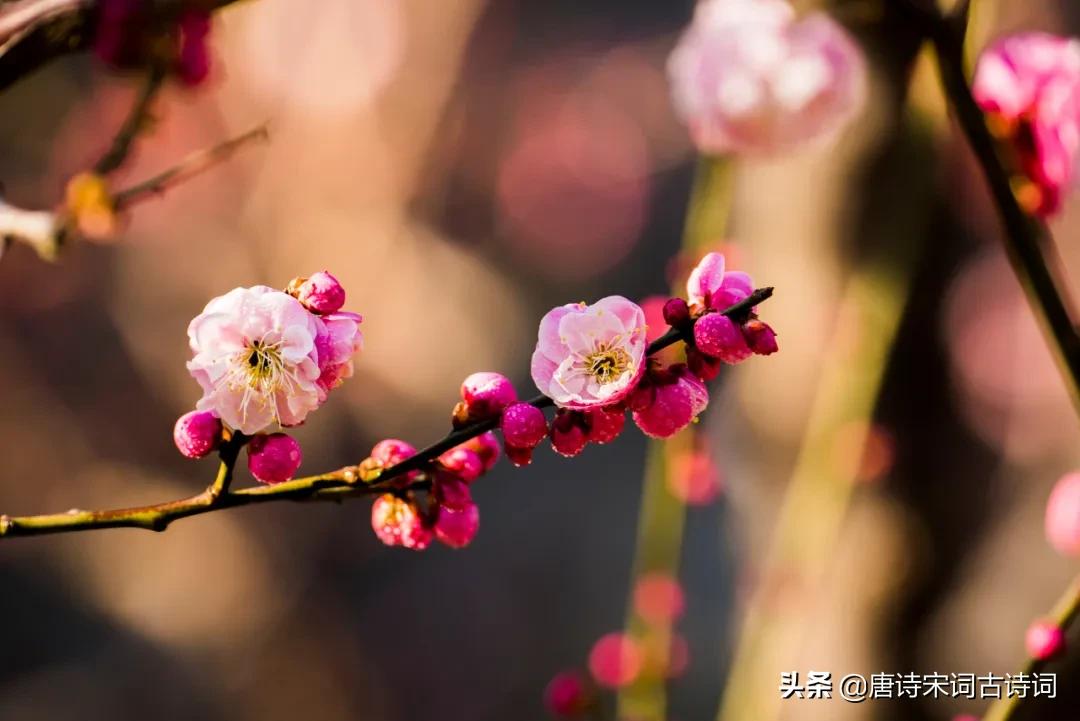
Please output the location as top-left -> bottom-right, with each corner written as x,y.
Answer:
94,61 -> 167,175
0,0 -> 244,92
0,288 -> 775,539
113,123 -> 269,209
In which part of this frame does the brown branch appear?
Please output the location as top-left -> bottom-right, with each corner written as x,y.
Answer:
0,287 -> 775,539
94,61 -> 167,175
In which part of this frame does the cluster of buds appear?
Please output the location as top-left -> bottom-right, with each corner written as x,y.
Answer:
95,0 -> 215,85
365,251 -> 777,551
173,271 -> 362,485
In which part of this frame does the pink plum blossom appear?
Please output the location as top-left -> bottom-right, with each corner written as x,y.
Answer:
460,372 -> 517,420
531,296 -> 648,409
694,313 -> 753,363
1046,471 -> 1080,556
668,0 -> 866,155
173,410 -> 222,459
686,252 -> 754,311
187,286 -> 323,434
186,285 -> 361,435
550,412 -> 589,458
458,431 -> 501,472
246,433 -> 303,484
371,494 -> 432,550
435,502 -> 480,548
544,671 -> 590,717
296,271 -> 347,314
500,402 -> 548,449
1026,619 -> 1066,661
973,32 -> 1080,216
631,366 -> 709,439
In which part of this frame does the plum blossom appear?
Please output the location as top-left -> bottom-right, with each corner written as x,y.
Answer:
973,32 -> 1080,216
531,296 -> 648,409
686,251 -> 753,311
186,285 -> 361,435
667,0 -> 866,155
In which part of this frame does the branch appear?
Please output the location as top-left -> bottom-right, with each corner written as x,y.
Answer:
0,287 -> 774,539
113,124 -> 269,209
926,11 -> 1080,413
94,61 -> 167,175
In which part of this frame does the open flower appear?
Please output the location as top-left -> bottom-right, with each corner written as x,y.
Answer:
973,32 -> 1080,216
531,296 -> 648,409
668,0 -> 865,155
686,251 -> 753,311
187,285 -> 323,434
314,311 -> 363,402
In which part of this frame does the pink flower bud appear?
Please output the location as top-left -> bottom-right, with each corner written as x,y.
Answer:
1026,619 -> 1065,661
550,412 -> 588,458
438,447 -> 484,483
500,402 -> 548,449
743,319 -> 779,355
435,501 -> 480,548
588,633 -> 644,688
173,410 -> 222,459
372,438 -> 417,467
461,372 -> 518,420
247,433 -> 303,484
694,313 -> 752,363
632,370 -> 709,439
176,10 -> 212,86
505,445 -> 534,467
1046,471 -> 1080,556
686,346 -> 723,381
435,475 -> 473,511
544,670 -> 590,717
587,407 -> 626,444
662,297 -> 691,328
371,494 -> 432,550
296,270 -> 346,314
459,431 -> 501,472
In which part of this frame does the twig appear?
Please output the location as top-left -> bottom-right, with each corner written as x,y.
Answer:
94,61 -> 168,175
0,0 -> 87,59
113,124 -> 269,209
0,288 -> 775,539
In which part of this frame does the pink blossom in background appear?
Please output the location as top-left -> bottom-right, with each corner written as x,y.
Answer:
1025,619 -> 1066,660
588,633 -> 644,688
669,450 -> 723,505
668,0 -> 866,155
633,573 -> 686,625
973,32 -> 1080,216
531,296 -> 648,409
1045,471 -> 1080,556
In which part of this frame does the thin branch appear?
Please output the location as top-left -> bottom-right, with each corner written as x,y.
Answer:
0,0 -> 87,58
0,287 -> 775,539
112,124 -> 269,209
927,12 -> 1080,414
94,61 -> 168,175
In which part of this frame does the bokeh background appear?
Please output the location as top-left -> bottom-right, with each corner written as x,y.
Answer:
1,0 -> 1080,720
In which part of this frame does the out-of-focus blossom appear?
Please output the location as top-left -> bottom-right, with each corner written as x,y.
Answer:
1045,471 -> 1080,556
438,447 -> 484,483
458,431 -> 501,472
434,502 -> 480,548
973,32 -> 1080,216
544,670 -> 591,717
531,296 -> 648,409
633,573 -> 686,625
670,450 -> 723,505
246,433 -> 303,484
588,633 -> 644,688
176,10 -> 213,86
668,0 -> 866,155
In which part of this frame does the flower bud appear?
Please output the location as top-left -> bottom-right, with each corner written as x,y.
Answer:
173,410 -> 222,459
662,297 -> 691,328
461,372 -> 517,420
372,438 -> 417,467
550,412 -> 588,458
632,370 -> 709,439
587,407 -> 626,444
296,270 -> 346,314
505,445 -> 534,467
1026,619 -> 1065,661
438,447 -> 484,483
743,319 -> 778,355
435,475 -> 473,511
247,433 -> 303,484
693,312 -> 752,363
435,501 -> 480,548
371,494 -> 432,550
686,346 -> 722,381
500,402 -> 548,449
459,431 -> 501,472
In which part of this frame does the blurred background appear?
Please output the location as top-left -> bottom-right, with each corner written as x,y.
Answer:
0,0 -> 1079,719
